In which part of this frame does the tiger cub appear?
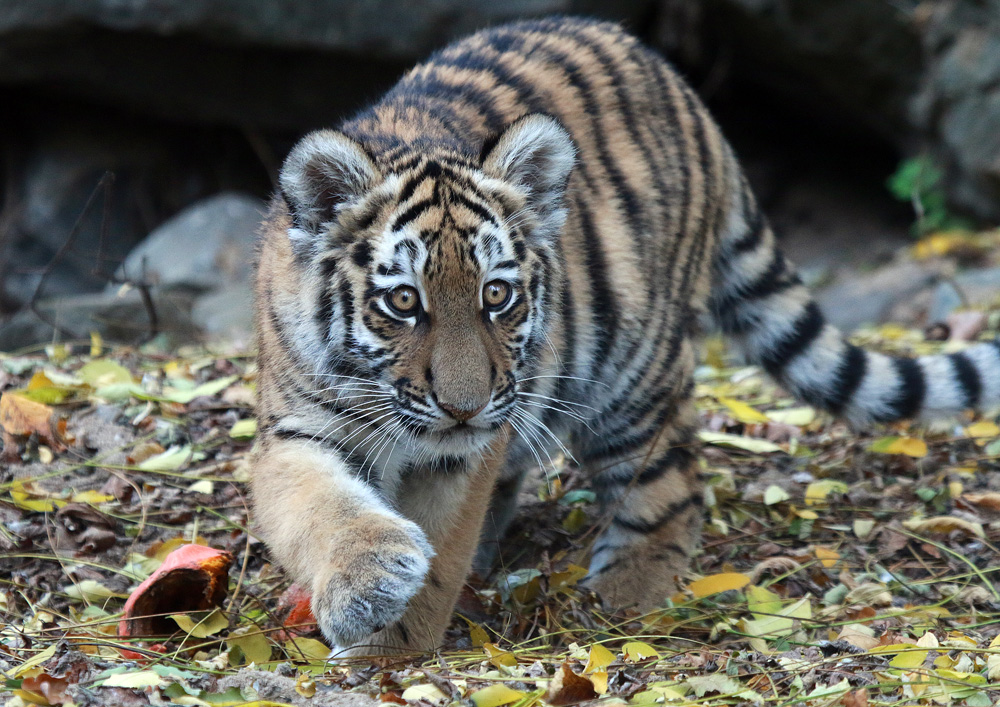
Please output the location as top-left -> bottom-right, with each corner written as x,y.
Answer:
252,17 -> 1000,654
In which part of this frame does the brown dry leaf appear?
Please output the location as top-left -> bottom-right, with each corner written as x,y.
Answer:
0,391 -> 65,450
547,663 -> 598,706
903,516 -> 985,539
119,544 -> 233,637
962,492 -> 1000,511
842,688 -> 869,707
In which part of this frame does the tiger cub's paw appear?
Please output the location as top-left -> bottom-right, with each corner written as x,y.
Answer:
312,515 -> 434,649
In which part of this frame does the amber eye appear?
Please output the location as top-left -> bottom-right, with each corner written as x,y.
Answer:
386,285 -> 420,315
483,280 -> 512,311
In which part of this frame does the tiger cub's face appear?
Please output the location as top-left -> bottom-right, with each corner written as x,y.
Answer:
279,115 -> 576,456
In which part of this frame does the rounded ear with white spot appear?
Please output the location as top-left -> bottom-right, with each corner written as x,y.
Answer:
482,114 -> 576,240
279,130 -> 380,256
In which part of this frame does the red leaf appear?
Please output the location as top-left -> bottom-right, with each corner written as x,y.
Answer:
118,544 -> 233,637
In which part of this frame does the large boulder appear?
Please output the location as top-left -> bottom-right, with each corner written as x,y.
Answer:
653,0 -> 1000,221
0,0 -> 653,129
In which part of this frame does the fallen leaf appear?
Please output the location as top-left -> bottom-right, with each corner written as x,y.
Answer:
470,684 -> 526,707
764,406 -> 815,426
688,572 -> 751,598
583,643 -> 615,674
698,430 -> 783,454
119,544 -> 233,636
547,663 -> 597,706
229,418 -> 257,440
227,627 -> 273,666
763,485 -> 791,505
483,642 -> 517,669
903,516 -> 985,539
622,641 -> 660,662
78,359 -> 134,387
401,684 -> 449,704
804,479 -> 849,506
870,436 -> 927,457
1,392 -> 64,450
965,420 -> 1000,446
814,546 -> 840,568
171,608 -> 229,638
718,397 -> 769,424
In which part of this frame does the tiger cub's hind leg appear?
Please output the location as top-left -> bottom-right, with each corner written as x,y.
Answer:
581,394 -> 704,610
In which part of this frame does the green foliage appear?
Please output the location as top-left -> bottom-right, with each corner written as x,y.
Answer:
887,155 -> 971,236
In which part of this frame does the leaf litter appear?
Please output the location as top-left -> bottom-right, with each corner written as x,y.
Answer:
1,309 -> 999,706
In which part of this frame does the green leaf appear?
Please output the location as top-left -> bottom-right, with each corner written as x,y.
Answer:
229,418 -> 257,440
79,360 -> 134,386
64,579 -> 125,603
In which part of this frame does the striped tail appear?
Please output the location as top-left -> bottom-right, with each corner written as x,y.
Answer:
709,176 -> 1000,425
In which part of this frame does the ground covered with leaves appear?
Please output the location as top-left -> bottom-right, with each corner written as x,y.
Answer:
2,261 -> 1000,707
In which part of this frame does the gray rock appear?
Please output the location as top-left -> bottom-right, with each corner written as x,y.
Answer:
0,0 -> 652,128
814,260 -> 944,332
114,192 -> 263,292
929,266 -> 1000,323
653,0 -> 1000,221
191,284 -> 254,346
0,289 -> 198,352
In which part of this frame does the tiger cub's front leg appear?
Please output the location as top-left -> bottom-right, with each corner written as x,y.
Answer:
251,434 -> 507,655
582,396 -> 704,610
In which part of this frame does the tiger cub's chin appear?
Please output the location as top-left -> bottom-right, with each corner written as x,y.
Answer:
251,16 -> 1000,653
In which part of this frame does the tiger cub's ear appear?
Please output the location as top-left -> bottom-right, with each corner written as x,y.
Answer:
279,130 -> 381,257
482,114 -> 576,241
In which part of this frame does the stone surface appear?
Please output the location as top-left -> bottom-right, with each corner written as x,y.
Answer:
112,192 -> 263,292
0,0 -> 652,129
928,266 -> 1000,323
653,0 -> 1000,220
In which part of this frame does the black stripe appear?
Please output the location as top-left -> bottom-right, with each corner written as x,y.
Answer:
822,344 -> 868,414
613,494 -> 701,535
948,351 -> 981,410
390,198 -> 435,231
883,357 -> 926,421
728,202 -> 765,255
758,301 -> 825,375
593,445 -> 696,488
575,196 -> 619,373
395,621 -> 410,645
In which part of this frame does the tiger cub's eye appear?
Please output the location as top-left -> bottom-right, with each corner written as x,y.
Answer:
483,280 -> 512,310
387,285 -> 420,315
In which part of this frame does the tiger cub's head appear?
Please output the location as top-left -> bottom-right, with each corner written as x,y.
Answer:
278,115 -> 576,455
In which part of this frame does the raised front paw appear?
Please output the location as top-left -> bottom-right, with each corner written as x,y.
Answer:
312,514 -> 434,649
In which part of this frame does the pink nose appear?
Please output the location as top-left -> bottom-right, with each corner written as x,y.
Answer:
439,401 -> 487,422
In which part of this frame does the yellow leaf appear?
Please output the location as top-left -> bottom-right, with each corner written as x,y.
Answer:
12,646 -> 57,677
550,564 -> 588,591
469,684 -> 525,707
463,617 -> 489,647
903,516 -> 984,539
718,397 -> 769,424
282,637 -> 330,663
65,579 -> 123,603
483,642 -> 517,669
746,584 -> 782,618
89,331 -> 103,357
814,546 -> 840,568
189,479 -> 214,495
227,627 -> 272,665
171,609 -> 229,638
589,671 -> 608,695
870,436 -> 927,457
70,489 -> 114,505
295,674 -> 316,698
10,480 -> 66,513
402,684 -> 449,703
561,507 -> 587,533
583,643 -> 615,674
699,430 -> 783,454
622,641 -> 660,662
688,572 -> 751,598
804,479 -> 848,506
966,420 -> 999,446
889,648 -> 928,670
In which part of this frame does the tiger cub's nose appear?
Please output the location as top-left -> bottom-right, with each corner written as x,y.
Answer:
439,400 -> 487,422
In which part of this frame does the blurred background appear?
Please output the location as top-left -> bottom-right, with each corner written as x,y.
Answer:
1,0 -> 998,350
